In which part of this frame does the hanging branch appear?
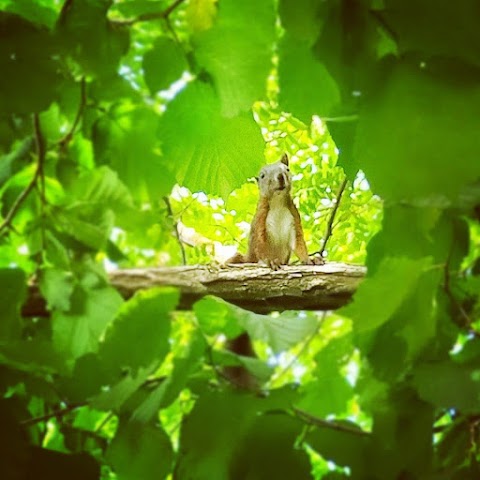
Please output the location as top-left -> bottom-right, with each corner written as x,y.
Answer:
58,77 -> 87,148
20,402 -> 86,428
292,407 -> 370,437
318,176 -> 348,256
112,0 -> 187,26
0,115 -> 46,236
163,196 -> 187,265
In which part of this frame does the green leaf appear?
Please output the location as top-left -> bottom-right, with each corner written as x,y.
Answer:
93,105 -> 175,200
107,419 -> 173,480
341,256 -> 430,334
278,34 -> 340,123
132,330 -> 205,422
397,267 -> 441,360
367,388 -> 434,478
0,268 -> 26,341
380,0 -> 480,68
92,366 -> 151,411
306,421 -> 369,474
212,349 -> 274,383
67,165 -> 139,230
298,336 -> 354,417
313,1 -> 377,101
413,361 -> 480,413
111,0 -> 169,19
241,311 -> 318,354
158,81 -> 264,198
99,288 -> 178,377
53,286 -> 123,362
143,37 -> 188,95
57,0 -> 129,78
39,268 -> 74,312
278,0 -> 325,45
355,58 -> 480,201
328,120 -> 359,180
0,0 -> 59,29
0,13 -> 63,113
231,414 -> 312,480
176,389 -> 291,479
59,353 -> 108,403
193,296 -> 243,338
193,0 -> 275,116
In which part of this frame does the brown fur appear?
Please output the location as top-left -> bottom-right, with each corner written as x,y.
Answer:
224,154 -> 322,389
228,153 -> 321,269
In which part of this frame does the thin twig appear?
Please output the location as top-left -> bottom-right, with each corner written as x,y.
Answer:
112,0 -> 186,26
164,196 -> 187,265
319,176 -> 348,256
269,312 -> 326,387
20,402 -> 86,428
59,77 -> 87,148
0,115 -> 46,236
293,407 -> 370,437
95,412 -> 115,433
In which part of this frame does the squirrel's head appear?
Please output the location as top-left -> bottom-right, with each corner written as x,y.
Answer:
257,153 -> 292,199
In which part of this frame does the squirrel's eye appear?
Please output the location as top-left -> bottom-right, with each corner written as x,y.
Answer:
260,173 -> 265,179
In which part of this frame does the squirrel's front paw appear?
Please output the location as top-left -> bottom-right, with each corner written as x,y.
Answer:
303,254 -> 325,266
260,258 -> 282,270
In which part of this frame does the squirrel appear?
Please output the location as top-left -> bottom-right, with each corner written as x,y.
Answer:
224,153 -> 323,389
227,153 -> 323,269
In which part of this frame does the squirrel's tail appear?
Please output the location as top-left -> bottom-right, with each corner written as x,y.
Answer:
226,252 -> 247,264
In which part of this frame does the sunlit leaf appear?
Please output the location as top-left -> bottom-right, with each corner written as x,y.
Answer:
192,0 -> 275,116
159,81 -> 264,198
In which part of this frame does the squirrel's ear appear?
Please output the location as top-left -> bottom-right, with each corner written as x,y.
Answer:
280,153 -> 289,166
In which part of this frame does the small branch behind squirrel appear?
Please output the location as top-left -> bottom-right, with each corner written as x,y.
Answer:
319,176 -> 348,257
164,196 -> 187,265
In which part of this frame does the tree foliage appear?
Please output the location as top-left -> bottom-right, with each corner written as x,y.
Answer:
1,0 -> 480,478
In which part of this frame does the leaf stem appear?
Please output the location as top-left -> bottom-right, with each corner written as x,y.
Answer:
0,114 -> 46,236
112,0 -> 187,26
292,407 -> 370,437
59,77 -> 87,148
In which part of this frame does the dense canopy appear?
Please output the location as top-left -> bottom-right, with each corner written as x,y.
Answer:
1,0 -> 480,479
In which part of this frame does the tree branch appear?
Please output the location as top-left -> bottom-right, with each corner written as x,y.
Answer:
319,176 -> 348,256
0,115 -> 46,236
20,402 -> 86,428
112,0 -> 187,26
23,262 -> 365,317
293,407 -> 370,436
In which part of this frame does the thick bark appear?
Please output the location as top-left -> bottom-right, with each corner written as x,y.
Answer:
23,262 -> 365,316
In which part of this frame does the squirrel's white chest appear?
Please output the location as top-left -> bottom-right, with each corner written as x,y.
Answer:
266,205 -> 296,253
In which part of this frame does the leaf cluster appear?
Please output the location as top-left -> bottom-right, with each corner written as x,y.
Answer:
1,0 -> 480,479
